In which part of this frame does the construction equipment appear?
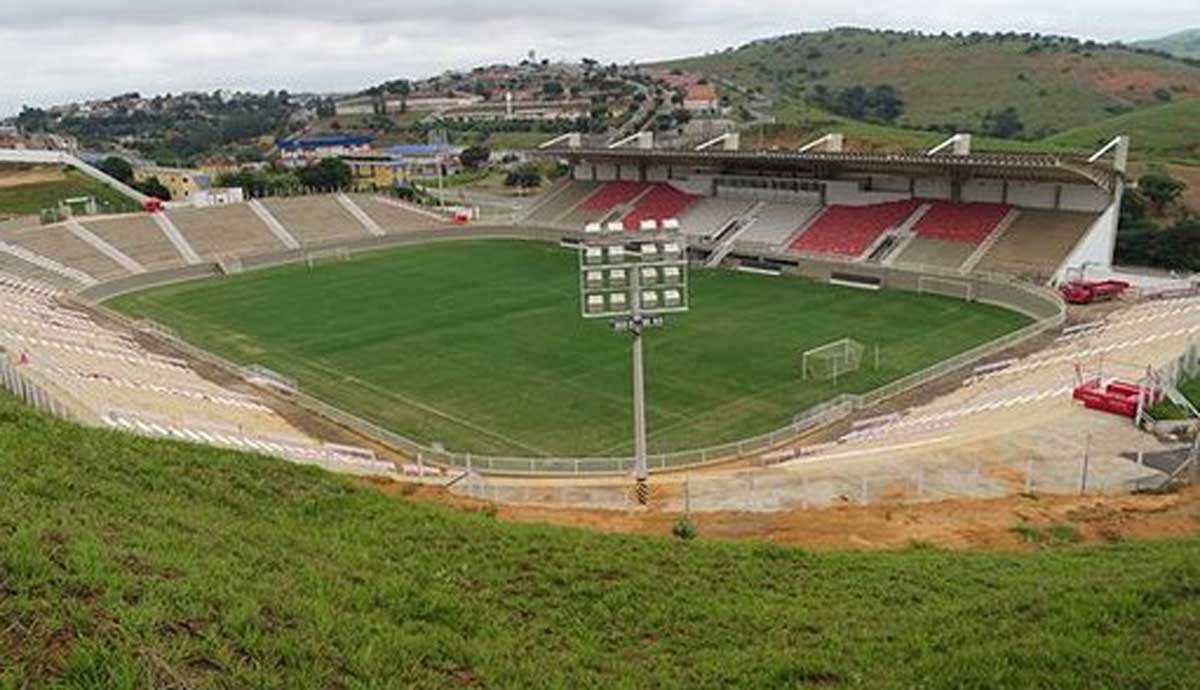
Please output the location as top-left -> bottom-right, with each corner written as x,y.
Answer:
1072,378 -> 1159,418
1060,279 -> 1130,305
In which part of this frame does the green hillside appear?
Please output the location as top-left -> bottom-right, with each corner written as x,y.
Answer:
0,167 -> 140,218
2,391 -> 1200,688
662,28 -> 1200,137
1042,97 -> 1200,160
1136,29 -> 1200,60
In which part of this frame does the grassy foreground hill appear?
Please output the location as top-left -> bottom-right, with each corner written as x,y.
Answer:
2,391 -> 1199,688
662,28 -> 1200,137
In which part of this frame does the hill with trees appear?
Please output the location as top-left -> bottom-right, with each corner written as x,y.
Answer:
1137,29 -> 1200,59
660,27 -> 1200,139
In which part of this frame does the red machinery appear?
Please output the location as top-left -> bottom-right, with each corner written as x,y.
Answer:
141,197 -> 164,213
1059,279 -> 1130,305
1072,378 -> 1158,418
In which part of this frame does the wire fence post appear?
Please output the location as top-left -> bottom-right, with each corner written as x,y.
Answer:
1024,457 -> 1034,494
1080,433 -> 1092,495
684,473 -> 691,514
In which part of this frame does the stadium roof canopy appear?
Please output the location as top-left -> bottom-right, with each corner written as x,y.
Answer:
537,147 -> 1120,192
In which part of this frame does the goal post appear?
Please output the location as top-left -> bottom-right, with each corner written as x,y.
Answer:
918,275 -> 975,301
801,338 -> 867,384
305,247 -> 351,271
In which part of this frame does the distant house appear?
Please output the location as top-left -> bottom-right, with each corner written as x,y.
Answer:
682,83 -> 721,116
277,135 -> 374,165
343,144 -> 463,191
133,165 -> 210,201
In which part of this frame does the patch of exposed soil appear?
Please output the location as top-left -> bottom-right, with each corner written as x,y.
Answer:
393,480 -> 1200,550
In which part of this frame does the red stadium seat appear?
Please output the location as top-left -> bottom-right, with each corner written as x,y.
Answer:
912,202 -> 1012,243
790,201 -> 918,256
621,185 -> 697,230
580,182 -> 650,211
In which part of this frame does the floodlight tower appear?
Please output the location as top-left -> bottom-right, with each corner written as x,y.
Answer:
579,229 -> 689,504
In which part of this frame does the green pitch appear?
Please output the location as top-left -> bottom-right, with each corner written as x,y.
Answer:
109,239 -> 1029,456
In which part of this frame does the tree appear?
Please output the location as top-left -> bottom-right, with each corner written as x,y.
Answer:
134,176 -> 171,200
97,156 -> 134,185
16,106 -> 49,133
315,98 -> 337,118
1139,172 -> 1186,216
298,158 -> 351,191
983,107 -> 1025,138
541,81 -> 565,100
459,146 -> 491,170
504,163 -> 542,189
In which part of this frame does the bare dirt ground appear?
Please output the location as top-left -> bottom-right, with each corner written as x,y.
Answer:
0,164 -> 66,188
390,480 -> 1200,550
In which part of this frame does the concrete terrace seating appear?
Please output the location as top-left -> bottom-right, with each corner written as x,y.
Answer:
259,196 -> 370,246
975,210 -> 1098,278
913,202 -> 1012,243
168,203 -> 285,258
1,225 -> 128,282
558,181 -> 649,228
678,198 -> 756,239
790,201 -> 919,257
0,276 -> 319,455
522,181 -> 599,225
348,195 -> 443,234
740,203 -> 822,246
621,185 -> 697,230
0,252 -> 75,287
85,215 -> 185,271
893,237 -> 978,270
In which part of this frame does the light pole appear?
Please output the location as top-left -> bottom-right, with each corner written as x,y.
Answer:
579,230 -> 689,504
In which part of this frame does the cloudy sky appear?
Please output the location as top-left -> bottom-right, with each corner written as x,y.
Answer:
2,0 -> 1195,116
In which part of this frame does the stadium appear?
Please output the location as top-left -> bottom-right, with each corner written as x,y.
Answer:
5,128 -> 1191,512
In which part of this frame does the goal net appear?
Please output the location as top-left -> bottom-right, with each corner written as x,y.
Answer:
801,338 -> 866,382
305,247 -> 351,271
918,276 -> 974,301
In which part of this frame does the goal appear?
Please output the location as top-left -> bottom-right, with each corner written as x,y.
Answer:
918,275 -> 974,301
801,338 -> 866,383
305,247 -> 351,271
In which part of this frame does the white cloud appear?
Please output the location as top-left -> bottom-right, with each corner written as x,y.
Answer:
2,1 -> 1195,116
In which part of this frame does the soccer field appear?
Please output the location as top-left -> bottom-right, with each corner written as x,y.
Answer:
110,239 -> 1030,456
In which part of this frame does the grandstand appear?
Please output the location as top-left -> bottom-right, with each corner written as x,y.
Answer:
738,203 -> 822,246
347,194 -> 444,233
558,181 -> 649,228
259,196 -> 372,245
1,224 -> 128,282
912,202 -> 1014,243
83,215 -> 188,271
791,200 -> 919,257
168,203 -> 285,258
975,210 -> 1100,279
520,180 -> 599,226
0,273 -> 378,472
536,138 -> 1124,283
621,184 -> 696,230
677,197 -> 756,239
